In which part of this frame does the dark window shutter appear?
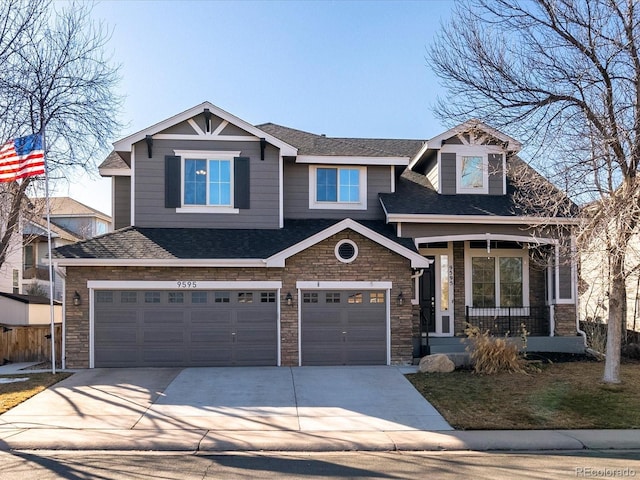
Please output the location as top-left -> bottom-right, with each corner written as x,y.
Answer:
234,156 -> 250,209
165,155 -> 181,208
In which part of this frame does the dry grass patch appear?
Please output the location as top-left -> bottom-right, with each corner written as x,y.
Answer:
407,362 -> 640,430
0,373 -> 71,414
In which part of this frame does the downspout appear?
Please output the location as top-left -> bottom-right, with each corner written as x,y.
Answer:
53,262 -> 67,370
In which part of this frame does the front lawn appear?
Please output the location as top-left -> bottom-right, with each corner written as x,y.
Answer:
407,361 -> 640,430
0,373 -> 71,414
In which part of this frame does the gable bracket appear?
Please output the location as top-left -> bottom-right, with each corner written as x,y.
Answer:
204,108 -> 212,132
260,138 -> 267,161
145,135 -> 153,158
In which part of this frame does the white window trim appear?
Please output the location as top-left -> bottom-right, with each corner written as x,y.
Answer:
452,146 -> 489,194
464,242 -> 530,312
308,165 -> 367,210
174,150 -> 241,213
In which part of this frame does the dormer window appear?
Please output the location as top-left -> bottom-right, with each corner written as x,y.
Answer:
455,150 -> 488,194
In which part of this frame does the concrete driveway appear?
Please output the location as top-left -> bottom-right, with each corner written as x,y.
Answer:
0,366 -> 452,450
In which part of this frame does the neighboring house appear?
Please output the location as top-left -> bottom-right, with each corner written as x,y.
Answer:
579,220 -> 640,335
0,292 -> 62,326
22,197 -> 112,301
52,101 -> 582,369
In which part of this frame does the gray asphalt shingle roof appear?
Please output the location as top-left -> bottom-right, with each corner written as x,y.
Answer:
257,123 -> 425,157
380,158 -> 578,218
53,219 -> 417,260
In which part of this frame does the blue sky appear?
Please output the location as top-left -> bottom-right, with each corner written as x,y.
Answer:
63,0 -> 455,215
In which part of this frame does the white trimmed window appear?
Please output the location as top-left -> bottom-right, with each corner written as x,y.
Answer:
465,242 -> 529,309
172,150 -> 244,214
455,150 -> 488,194
309,165 -> 367,210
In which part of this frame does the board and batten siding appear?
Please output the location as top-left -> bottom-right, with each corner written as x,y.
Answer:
488,153 -> 504,195
283,161 -> 390,220
133,139 -> 280,229
440,152 -> 457,195
112,177 -> 131,230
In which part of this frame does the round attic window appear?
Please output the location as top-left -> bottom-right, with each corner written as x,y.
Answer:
335,239 -> 358,263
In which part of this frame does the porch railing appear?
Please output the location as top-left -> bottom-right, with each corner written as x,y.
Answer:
465,306 -> 550,336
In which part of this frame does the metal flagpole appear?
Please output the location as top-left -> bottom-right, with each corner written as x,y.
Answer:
42,129 -> 56,375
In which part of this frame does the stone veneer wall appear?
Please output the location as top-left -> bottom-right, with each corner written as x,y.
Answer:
554,304 -> 578,336
63,229 -> 415,368
453,241 -> 466,335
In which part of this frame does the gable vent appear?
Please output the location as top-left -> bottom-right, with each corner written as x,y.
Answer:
335,239 -> 358,263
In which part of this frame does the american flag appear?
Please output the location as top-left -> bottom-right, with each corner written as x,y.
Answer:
0,133 -> 45,182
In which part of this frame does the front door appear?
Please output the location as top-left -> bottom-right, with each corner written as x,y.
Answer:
419,259 -> 436,355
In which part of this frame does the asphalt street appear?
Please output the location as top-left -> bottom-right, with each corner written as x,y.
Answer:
1,450 -> 639,479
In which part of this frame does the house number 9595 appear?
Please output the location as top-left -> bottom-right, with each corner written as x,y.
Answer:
176,281 -> 197,288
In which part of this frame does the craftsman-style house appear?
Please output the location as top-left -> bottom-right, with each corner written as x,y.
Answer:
53,102 -> 583,368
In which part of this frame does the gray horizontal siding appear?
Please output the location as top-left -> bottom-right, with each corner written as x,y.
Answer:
134,139 -> 279,229
283,162 -> 390,220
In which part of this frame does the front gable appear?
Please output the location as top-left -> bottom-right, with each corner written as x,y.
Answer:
409,120 -> 521,196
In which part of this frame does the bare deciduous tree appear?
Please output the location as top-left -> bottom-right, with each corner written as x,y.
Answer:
429,0 -> 640,383
0,0 -> 121,275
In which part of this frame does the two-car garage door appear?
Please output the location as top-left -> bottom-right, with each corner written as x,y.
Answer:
93,289 -> 278,367
92,287 -> 389,367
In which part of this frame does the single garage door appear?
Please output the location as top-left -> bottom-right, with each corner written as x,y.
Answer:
93,290 -> 278,367
300,290 -> 387,366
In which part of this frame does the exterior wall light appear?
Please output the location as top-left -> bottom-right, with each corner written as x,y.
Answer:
397,292 -> 404,306
73,291 -> 81,306
285,292 -> 293,306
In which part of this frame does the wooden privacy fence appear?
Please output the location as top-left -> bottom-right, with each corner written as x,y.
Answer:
0,324 -> 62,364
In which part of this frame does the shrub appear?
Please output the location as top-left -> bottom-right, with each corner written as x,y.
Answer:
464,323 -> 527,374
622,343 -> 640,360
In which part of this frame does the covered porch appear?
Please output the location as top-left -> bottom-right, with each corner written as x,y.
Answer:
410,232 -> 580,356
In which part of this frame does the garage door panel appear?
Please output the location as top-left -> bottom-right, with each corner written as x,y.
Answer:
189,348 -> 234,364
142,348 -> 185,364
94,289 -> 277,367
301,290 -> 387,366
96,327 -> 138,345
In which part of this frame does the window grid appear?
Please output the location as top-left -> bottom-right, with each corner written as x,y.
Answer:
120,291 -> 137,304
260,292 -> 276,303
191,291 -> 208,304
303,292 -> 318,303
316,167 -> 360,203
370,292 -> 385,304
348,292 -> 363,304
144,292 -> 161,304
325,292 -> 341,304
214,292 -> 230,303
238,292 -> 253,303
168,292 -> 184,304
96,291 -> 113,303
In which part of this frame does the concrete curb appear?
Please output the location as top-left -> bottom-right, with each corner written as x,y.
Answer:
0,429 -> 638,452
